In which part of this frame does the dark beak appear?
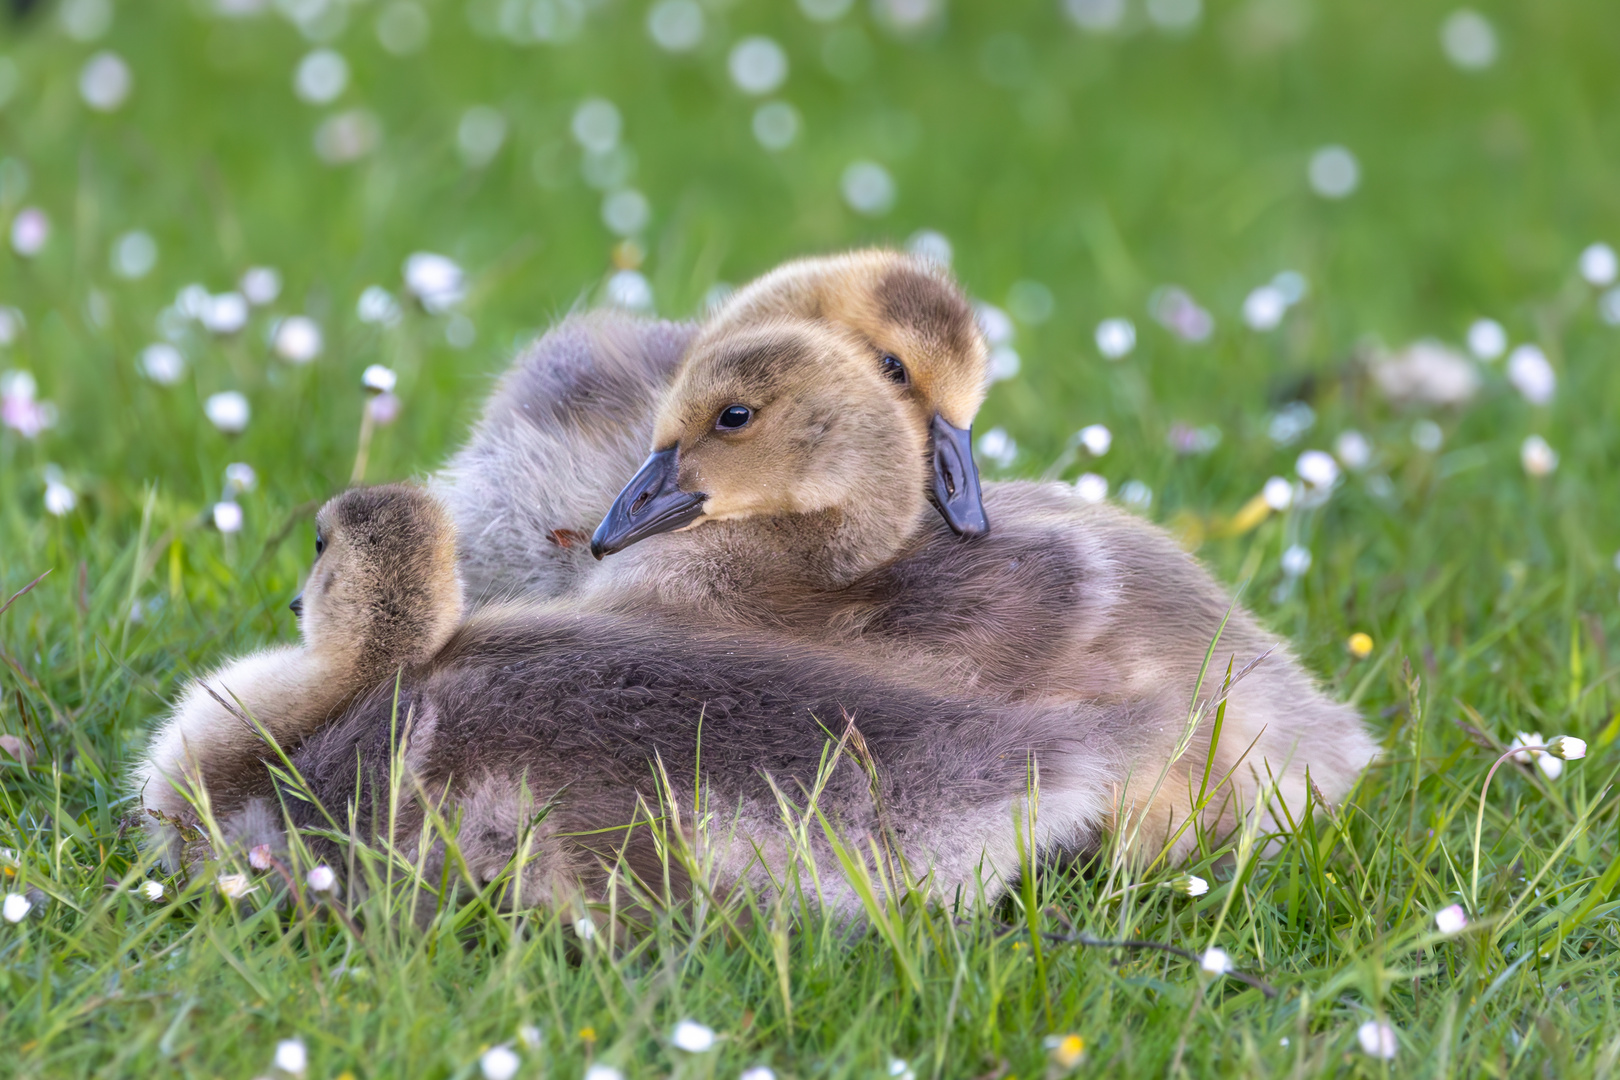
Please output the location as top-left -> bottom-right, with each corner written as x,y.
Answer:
928,413 -> 989,536
289,593 -> 303,617
591,447 -> 708,559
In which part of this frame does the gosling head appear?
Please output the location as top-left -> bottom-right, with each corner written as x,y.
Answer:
706,249 -> 990,535
590,318 -> 930,570
291,484 -> 464,676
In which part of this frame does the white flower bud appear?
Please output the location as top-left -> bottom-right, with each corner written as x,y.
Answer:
44,479 -> 77,517
1508,731 -> 1541,764
479,1045 -> 520,1080
1520,435 -> 1558,477
205,391 -> 250,435
217,873 -> 255,900
201,292 -> 249,336
1094,317 -> 1135,359
1167,874 -> 1208,897
1074,473 -> 1108,503
1434,903 -> 1467,935
361,364 -> 397,394
1547,736 -> 1586,761
224,462 -> 257,494
273,316 -> 323,364
404,252 -> 465,313
240,266 -> 282,306
1078,424 -> 1112,457
212,501 -> 243,534
1262,476 -> 1293,511
1356,1020 -> 1397,1060
1296,449 -> 1340,488
3,892 -> 32,923
274,1037 -> 308,1076
671,1019 -> 716,1052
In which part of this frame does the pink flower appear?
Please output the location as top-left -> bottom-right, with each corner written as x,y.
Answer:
1152,286 -> 1214,342
11,208 -> 48,257
2,371 -> 55,438
367,392 -> 401,425
1357,1020 -> 1397,1060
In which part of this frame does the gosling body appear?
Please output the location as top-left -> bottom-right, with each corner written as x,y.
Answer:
284,603 -> 1140,917
212,487 -> 1141,915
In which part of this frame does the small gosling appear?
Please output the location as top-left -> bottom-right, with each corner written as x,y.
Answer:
131,486 -> 462,863
433,312 -> 696,604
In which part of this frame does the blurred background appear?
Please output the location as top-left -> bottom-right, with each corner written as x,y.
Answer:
0,0 -> 1616,746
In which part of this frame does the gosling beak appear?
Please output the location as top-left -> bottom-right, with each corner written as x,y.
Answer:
928,413 -> 989,536
591,446 -> 708,559
289,593 -> 303,617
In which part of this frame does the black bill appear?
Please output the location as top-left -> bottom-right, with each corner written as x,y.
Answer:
928,413 -> 989,536
591,446 -> 708,559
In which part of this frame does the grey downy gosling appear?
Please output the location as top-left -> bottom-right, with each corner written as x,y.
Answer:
586,323 -> 1377,863
131,486 -> 463,864
433,310 -> 696,605
433,248 -> 991,606
255,485 -> 1145,918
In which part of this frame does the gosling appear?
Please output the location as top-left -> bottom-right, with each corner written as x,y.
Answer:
585,323 -> 1377,862
131,486 -> 462,863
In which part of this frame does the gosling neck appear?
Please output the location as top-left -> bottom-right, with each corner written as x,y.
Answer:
602,492 -> 930,619
302,586 -> 465,689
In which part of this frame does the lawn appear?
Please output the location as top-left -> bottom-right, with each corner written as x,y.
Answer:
3,0 -> 1620,1075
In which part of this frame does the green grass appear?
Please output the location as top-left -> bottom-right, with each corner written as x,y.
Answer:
4,0 -> 1620,1075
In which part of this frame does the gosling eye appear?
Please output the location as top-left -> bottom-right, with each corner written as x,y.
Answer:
716,404 -> 754,430
314,532 -> 326,558
880,355 -> 908,385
